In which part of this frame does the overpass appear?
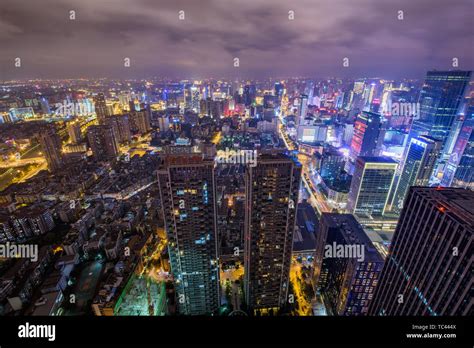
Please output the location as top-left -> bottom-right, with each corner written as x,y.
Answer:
0,157 -> 46,168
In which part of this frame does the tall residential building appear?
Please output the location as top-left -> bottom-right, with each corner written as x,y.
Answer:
350,112 -> 384,161
130,110 -> 151,135
183,83 -> 193,110
190,86 -> 200,113
313,214 -> 384,316
157,152 -> 219,315
118,92 -> 132,110
343,90 -> 354,111
441,104 -> 474,188
274,82 -> 284,100
347,157 -> 397,216
244,152 -> 301,313
67,121 -> 82,144
87,125 -> 119,161
105,115 -> 131,143
40,97 -> 51,115
158,116 -> 170,133
38,126 -> 63,172
393,136 -> 441,212
243,84 -> 256,107
369,187 -> 473,316
94,93 -> 109,125
298,94 -> 309,126
409,70 -> 471,159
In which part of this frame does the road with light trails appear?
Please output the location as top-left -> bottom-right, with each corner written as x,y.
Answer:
277,112 -> 331,217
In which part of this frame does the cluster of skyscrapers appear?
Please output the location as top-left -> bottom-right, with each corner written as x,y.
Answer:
150,70 -> 473,316
344,71 -> 473,220
157,149 -> 301,314
310,70 -> 473,316
2,69 -> 473,318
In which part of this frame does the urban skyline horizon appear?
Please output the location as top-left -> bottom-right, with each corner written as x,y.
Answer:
2,70 -> 472,82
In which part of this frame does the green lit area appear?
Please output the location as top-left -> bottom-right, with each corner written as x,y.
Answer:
114,274 -> 166,316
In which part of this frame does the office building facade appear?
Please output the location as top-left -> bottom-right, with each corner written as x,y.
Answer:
350,112 -> 384,161
393,136 -> 441,211
369,187 -> 473,316
313,214 -> 384,316
409,70 -> 471,158
442,103 -> 474,189
347,157 -> 397,216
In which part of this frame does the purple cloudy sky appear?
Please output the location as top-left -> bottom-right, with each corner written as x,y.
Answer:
0,0 -> 473,80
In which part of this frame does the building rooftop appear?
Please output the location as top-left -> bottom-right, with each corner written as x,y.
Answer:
358,156 -> 397,164
321,213 -> 384,263
293,202 -> 318,252
31,291 -> 60,316
411,187 -> 474,228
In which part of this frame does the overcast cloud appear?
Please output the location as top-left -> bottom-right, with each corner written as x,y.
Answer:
0,0 -> 472,80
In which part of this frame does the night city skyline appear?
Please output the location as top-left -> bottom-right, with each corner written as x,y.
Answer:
0,1 -> 473,347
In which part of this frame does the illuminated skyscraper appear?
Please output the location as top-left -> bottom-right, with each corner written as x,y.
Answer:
244,152 -> 301,313
183,83 -> 193,110
190,86 -> 200,113
67,121 -> 82,144
353,81 -> 365,95
343,90 -> 354,111
442,103 -> 474,189
118,92 -> 132,110
313,214 -> 384,316
38,126 -> 63,172
409,70 -> 471,159
274,82 -> 284,100
243,84 -> 256,107
298,94 -> 309,126
347,156 -> 397,216
157,152 -> 219,315
369,187 -> 473,316
319,147 -> 346,184
393,136 -> 441,212
87,125 -> 119,161
93,93 -> 109,125
451,131 -> 474,190
129,110 -> 151,135
40,97 -> 51,115
105,115 -> 131,143
349,112 -> 384,162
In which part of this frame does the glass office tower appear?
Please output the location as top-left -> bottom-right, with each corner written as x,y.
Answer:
347,156 -> 397,216
393,136 -> 441,212
370,187 -> 473,316
409,70 -> 471,158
